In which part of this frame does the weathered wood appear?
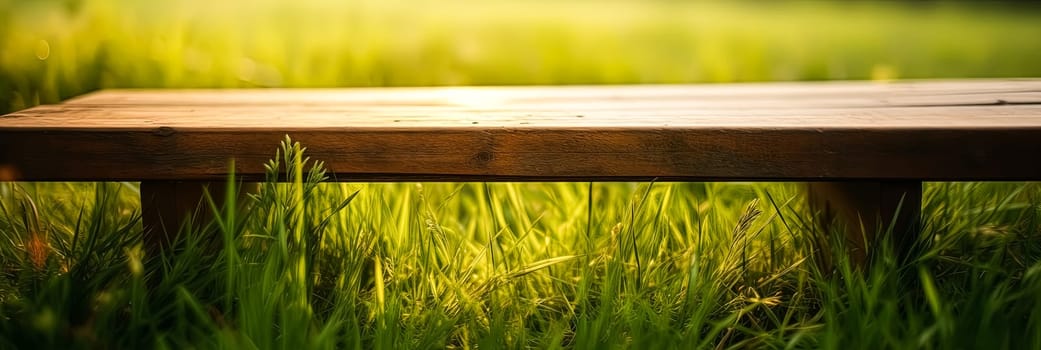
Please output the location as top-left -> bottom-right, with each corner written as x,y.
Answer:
0,127 -> 1039,182
807,181 -> 922,265
2,79 -> 1041,182
60,79 -> 1041,108
7,104 -> 1041,128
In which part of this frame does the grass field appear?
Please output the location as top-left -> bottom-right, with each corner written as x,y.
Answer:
2,0 -> 1041,349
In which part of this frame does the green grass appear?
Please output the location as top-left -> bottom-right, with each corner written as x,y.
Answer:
3,0 -> 1041,348
1,139 -> 1040,349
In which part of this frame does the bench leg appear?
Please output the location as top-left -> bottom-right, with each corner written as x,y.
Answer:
141,181 -> 225,251
806,181 -> 922,266
141,181 -> 260,252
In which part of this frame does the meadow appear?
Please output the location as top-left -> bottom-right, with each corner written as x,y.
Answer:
2,0 -> 1041,349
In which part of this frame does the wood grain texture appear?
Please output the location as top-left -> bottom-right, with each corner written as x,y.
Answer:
2,79 -> 1041,181
60,79 -> 1041,108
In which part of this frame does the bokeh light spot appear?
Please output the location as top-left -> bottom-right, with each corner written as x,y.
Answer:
34,40 -> 50,60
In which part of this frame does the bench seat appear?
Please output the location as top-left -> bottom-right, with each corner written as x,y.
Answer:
2,79 -> 1040,258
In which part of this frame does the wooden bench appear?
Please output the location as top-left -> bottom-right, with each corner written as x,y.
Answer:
2,79 -> 1041,261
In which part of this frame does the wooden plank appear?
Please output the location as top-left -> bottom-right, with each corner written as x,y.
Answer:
62,79 -> 1041,107
1,128 -> 1039,181
4,104 -> 1041,128
59,89 -> 1041,109
1,79 -> 1040,182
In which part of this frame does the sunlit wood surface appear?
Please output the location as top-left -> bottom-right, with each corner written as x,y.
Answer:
2,79 -> 1040,181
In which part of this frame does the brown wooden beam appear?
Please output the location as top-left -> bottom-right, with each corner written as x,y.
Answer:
807,181 -> 922,266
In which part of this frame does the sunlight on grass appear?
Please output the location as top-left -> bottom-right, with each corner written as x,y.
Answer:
3,0 -> 1041,348
1,139 -> 1040,348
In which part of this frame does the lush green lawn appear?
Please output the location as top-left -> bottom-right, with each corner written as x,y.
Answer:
2,0 -> 1041,349
2,141 -> 1040,349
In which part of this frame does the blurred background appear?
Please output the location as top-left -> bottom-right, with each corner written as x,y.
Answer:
1,0 -> 1040,114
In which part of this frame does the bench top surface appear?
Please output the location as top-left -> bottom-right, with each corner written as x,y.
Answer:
2,79 -> 1041,181
4,79 -> 1041,129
